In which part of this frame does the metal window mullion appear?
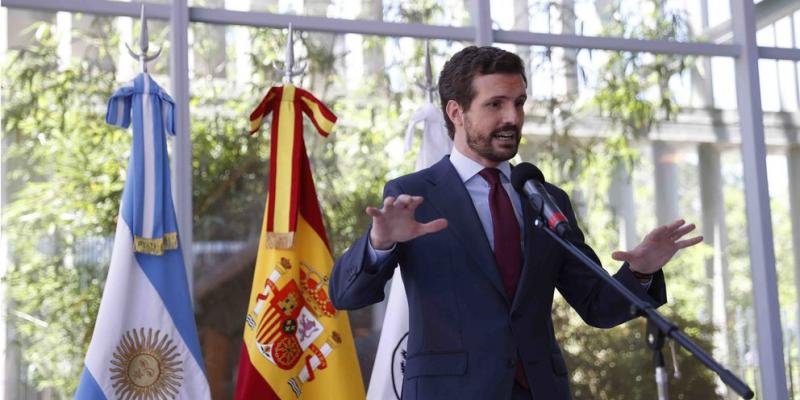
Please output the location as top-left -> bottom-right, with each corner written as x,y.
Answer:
170,0 -> 193,298
729,1 -> 789,398
792,15 -> 800,107
0,0 -> 171,19
190,7 -> 475,41
758,46 -> 800,60
471,0 -> 492,45
494,30 -> 740,57
690,0 -> 715,108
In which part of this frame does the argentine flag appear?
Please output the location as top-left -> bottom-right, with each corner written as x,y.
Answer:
75,73 -> 210,399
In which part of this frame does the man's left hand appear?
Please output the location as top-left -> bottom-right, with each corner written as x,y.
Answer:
611,219 -> 703,275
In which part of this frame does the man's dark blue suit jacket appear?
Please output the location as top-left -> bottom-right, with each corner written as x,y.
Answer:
330,157 -> 666,400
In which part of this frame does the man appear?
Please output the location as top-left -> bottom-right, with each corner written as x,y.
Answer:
329,46 -> 701,400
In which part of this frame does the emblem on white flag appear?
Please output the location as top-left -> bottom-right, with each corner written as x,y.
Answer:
109,328 -> 184,398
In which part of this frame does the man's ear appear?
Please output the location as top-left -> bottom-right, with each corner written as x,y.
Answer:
446,100 -> 463,129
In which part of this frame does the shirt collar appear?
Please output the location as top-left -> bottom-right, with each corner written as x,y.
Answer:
449,146 -> 512,183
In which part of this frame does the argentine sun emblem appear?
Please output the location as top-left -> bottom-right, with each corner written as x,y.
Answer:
109,328 -> 184,399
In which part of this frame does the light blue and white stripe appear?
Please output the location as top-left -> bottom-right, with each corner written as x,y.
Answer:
106,74 -> 177,248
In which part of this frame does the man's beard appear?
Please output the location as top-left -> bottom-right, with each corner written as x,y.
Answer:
464,117 -> 521,163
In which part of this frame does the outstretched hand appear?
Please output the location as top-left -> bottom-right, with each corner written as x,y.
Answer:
611,219 -> 703,275
366,194 -> 448,250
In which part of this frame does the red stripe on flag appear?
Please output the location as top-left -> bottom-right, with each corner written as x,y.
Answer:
288,98 -> 303,234
234,343 -> 280,400
297,150 -> 331,251
249,89 -> 277,135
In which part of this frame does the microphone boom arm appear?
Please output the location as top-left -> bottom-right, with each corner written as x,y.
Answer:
531,217 -> 754,399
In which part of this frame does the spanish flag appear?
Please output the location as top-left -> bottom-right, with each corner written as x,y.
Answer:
234,84 -> 365,400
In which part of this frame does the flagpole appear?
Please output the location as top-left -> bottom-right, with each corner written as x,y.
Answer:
276,23 -> 306,85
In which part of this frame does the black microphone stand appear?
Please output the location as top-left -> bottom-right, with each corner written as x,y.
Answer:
530,217 -> 754,399
646,318 -> 669,400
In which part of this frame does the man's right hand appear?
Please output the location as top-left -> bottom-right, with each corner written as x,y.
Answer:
366,194 -> 448,250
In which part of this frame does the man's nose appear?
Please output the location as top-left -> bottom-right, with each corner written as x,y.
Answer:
500,104 -> 523,125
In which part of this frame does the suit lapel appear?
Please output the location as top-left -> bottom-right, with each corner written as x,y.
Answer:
425,158 -> 509,303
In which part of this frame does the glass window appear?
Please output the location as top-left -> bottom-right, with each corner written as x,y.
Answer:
490,0 -> 711,42
755,7 -> 800,48
753,12 -> 800,112
189,0 -> 473,26
2,11 -> 171,398
2,2 -> 798,399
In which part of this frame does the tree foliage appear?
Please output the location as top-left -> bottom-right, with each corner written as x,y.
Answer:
557,304 -> 719,399
2,20 -> 124,394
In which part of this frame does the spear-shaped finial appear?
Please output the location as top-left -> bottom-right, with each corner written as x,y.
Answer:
277,23 -> 307,84
416,41 -> 437,103
126,3 -> 162,73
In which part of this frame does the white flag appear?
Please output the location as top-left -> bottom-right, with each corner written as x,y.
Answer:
367,102 -> 452,400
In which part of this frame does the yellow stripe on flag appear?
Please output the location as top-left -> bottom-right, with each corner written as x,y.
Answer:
300,96 -> 336,136
250,115 -> 264,135
273,85 -> 298,235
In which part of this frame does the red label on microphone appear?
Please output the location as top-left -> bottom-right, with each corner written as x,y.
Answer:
548,213 -> 567,229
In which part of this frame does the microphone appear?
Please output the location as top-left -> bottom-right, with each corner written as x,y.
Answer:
510,162 -> 572,237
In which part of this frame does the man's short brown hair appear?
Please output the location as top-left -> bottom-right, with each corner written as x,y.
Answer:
438,46 -> 527,139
